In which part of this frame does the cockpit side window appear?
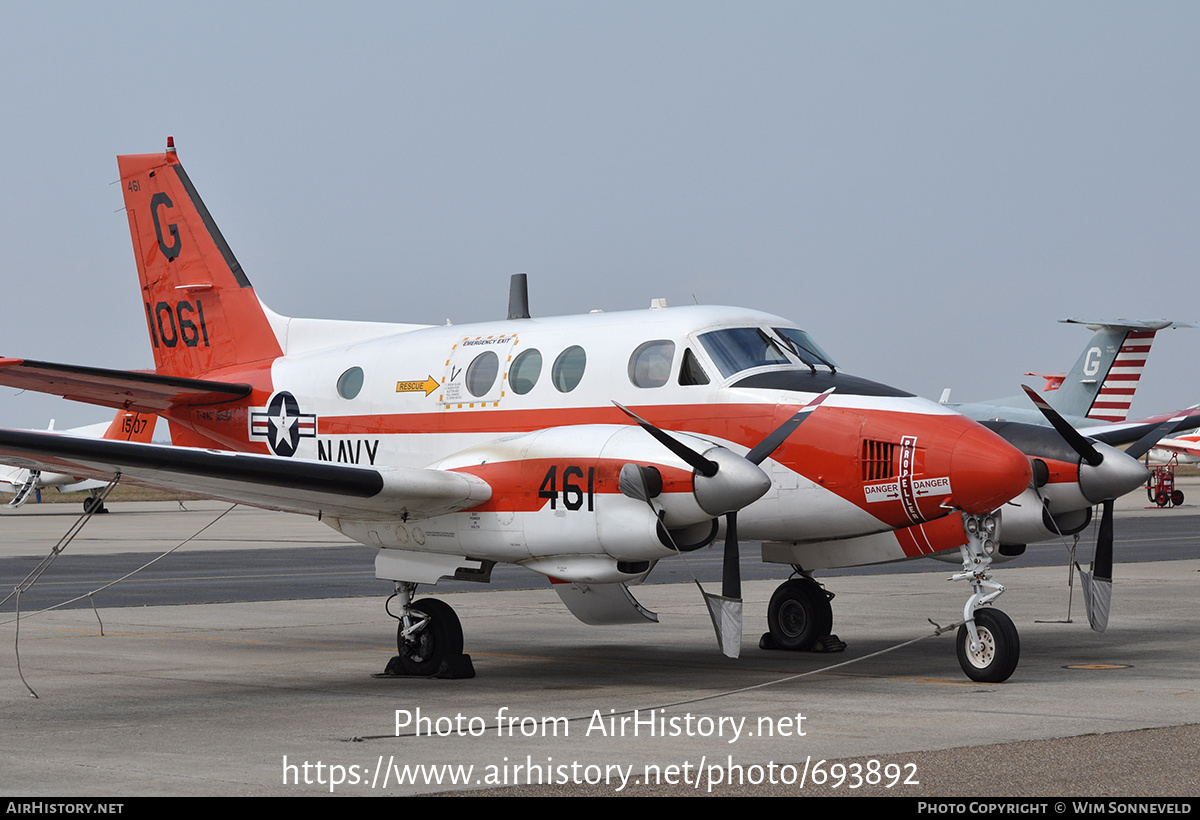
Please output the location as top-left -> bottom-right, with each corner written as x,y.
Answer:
678,348 -> 710,385
697,328 -> 791,379
628,340 -> 676,388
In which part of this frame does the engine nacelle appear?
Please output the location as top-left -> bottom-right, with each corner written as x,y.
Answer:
998,487 -> 1092,545
426,424 -> 727,563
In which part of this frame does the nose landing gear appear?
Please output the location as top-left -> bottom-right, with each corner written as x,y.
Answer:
953,512 -> 1019,683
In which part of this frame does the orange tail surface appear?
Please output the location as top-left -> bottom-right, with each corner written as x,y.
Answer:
101,410 -> 157,443
118,138 -> 282,380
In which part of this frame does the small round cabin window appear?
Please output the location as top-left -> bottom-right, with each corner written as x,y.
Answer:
465,350 -> 500,397
628,340 -> 675,388
337,366 -> 364,400
552,346 -> 587,392
509,348 -> 542,395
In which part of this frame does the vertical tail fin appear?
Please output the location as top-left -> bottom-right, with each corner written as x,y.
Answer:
1049,319 -> 1173,423
118,138 -> 282,379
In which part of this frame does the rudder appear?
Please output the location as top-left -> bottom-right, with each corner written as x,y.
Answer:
118,138 -> 282,379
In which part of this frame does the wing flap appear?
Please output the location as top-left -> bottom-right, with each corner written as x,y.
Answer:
0,429 -> 491,519
0,358 -> 250,413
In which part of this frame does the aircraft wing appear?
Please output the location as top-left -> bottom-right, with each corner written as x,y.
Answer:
0,429 -> 491,520
0,358 -> 250,413
1085,406 -> 1200,447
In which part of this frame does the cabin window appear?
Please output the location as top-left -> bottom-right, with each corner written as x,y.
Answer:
628,340 -> 675,388
465,351 -> 500,397
552,346 -> 587,392
336,366 -> 364,400
509,348 -> 542,395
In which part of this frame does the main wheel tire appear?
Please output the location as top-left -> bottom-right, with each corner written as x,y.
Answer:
398,598 -> 464,676
957,608 -> 1019,683
767,579 -> 833,651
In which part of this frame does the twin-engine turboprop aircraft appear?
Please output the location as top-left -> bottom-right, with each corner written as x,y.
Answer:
1,138 -> 1134,685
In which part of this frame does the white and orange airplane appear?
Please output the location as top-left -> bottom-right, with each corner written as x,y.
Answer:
1,409 -> 155,512
942,318 -> 1195,427
0,139 -> 1151,683
1147,430 -> 1200,465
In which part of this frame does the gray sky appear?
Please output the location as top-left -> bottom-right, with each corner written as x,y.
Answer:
2,2 -> 1198,430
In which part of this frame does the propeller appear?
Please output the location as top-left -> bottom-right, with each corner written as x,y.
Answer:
614,389 -> 833,657
1079,409 -> 1196,631
1020,385 -> 1163,632
1021,386 -> 1103,467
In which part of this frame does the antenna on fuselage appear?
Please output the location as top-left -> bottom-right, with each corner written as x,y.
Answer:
508,273 -> 531,320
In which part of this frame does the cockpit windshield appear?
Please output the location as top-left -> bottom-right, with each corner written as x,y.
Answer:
771,327 -> 837,371
697,326 -> 836,379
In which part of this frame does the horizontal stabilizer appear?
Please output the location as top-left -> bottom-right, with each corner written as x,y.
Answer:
0,358 -> 250,413
1058,318 -> 1188,331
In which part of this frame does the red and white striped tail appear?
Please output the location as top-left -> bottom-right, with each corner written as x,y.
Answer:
1087,330 -> 1156,422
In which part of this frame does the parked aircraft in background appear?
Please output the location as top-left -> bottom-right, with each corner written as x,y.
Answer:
0,140 -> 1161,685
1148,431 -> 1200,464
941,318 -> 1195,427
1,410 -> 156,512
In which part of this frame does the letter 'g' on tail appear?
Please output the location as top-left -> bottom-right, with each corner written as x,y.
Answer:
118,138 -> 282,380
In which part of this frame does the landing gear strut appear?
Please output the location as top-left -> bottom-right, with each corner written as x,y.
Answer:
761,575 -> 845,652
381,583 -> 474,679
953,512 -> 1019,682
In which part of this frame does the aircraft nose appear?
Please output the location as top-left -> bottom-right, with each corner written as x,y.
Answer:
949,423 -> 1034,514
1079,443 -> 1150,504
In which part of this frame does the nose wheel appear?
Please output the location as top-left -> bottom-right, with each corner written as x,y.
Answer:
956,607 -> 1019,682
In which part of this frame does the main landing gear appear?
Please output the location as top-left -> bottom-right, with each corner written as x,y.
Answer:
83,494 -> 108,514
381,583 -> 475,679
761,576 -> 846,653
952,512 -> 1019,683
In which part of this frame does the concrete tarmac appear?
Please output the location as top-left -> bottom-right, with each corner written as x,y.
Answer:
2,490 -> 1199,797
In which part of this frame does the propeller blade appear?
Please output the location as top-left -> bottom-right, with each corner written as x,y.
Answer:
612,402 -> 718,477
1021,385 -> 1104,467
708,512 -> 744,659
1094,499 -> 1114,583
745,388 -> 835,465
701,587 -> 743,659
722,511 -> 741,600
1080,500 -> 1114,632
1125,411 -> 1195,461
